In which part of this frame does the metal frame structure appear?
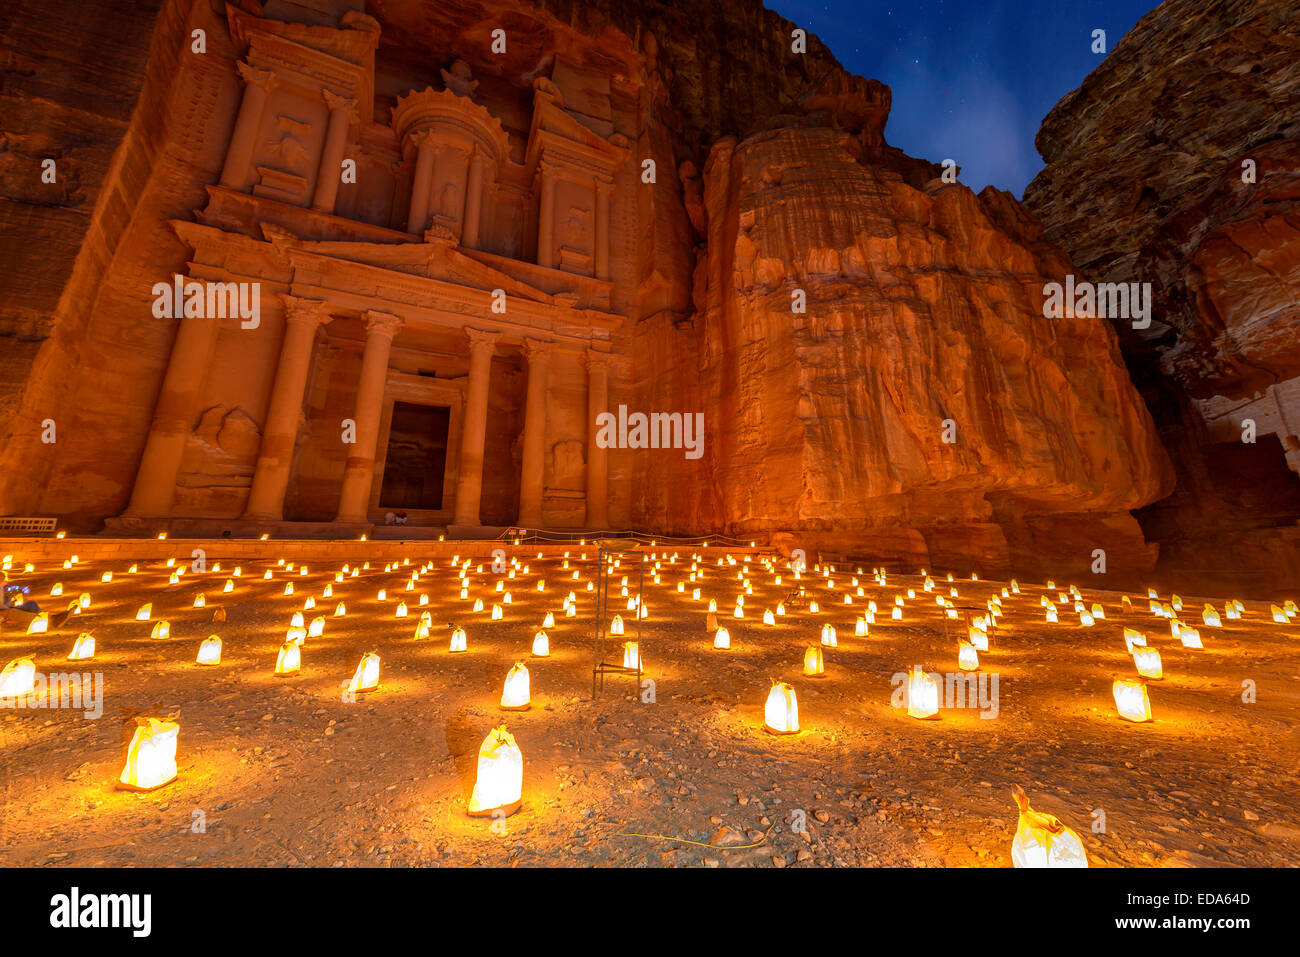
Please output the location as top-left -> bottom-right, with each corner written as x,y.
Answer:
591,538 -> 644,698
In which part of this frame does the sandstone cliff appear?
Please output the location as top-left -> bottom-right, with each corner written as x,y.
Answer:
1022,0 -> 1300,592
629,125 -> 1172,577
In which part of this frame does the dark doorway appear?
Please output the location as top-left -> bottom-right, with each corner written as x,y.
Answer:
379,402 -> 450,511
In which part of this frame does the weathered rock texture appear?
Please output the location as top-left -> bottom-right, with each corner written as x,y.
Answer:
0,0 -> 169,465
0,0 -> 1172,582
1023,0 -> 1300,592
631,127 -> 1171,576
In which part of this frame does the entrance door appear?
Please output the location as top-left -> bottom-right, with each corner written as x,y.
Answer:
379,402 -> 451,511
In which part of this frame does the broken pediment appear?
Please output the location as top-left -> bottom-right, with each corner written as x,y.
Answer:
525,85 -> 629,168
550,58 -> 615,138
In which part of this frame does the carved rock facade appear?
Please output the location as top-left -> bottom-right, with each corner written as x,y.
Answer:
0,0 -> 1171,580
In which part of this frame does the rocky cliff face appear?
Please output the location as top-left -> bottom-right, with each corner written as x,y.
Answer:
629,125 -> 1172,577
1022,0 -> 1300,592
0,0 -> 168,464
0,0 -> 1174,582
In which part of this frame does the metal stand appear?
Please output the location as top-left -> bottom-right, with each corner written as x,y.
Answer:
591,538 -> 644,698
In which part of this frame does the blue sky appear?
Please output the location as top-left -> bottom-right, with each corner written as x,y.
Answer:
765,0 -> 1159,195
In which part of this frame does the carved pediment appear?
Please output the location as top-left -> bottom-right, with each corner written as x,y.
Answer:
271,235 -> 554,304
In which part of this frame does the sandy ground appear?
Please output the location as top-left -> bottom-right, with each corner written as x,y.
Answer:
2,546 -> 1299,868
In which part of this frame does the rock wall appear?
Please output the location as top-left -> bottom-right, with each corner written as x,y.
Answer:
0,0 -> 169,507
0,0 -> 234,525
1022,0 -> 1300,592
629,126 -> 1172,578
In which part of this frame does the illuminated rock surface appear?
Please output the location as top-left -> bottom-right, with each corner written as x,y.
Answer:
633,126 -> 1171,576
1023,0 -> 1300,592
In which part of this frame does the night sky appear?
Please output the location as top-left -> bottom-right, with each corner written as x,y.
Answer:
766,0 -> 1159,196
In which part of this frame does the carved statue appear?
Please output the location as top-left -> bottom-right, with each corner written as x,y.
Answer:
438,181 -> 458,217
561,205 -> 591,246
273,116 -> 311,173
440,59 -> 478,98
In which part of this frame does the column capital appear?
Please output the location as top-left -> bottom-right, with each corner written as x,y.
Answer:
524,337 -> 555,364
322,89 -> 359,123
465,327 -> 501,354
236,61 -> 277,92
409,128 -> 437,150
281,295 -> 333,327
363,310 -> 404,341
584,347 -> 612,371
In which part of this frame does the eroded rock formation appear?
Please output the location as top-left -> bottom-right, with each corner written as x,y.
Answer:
631,126 -> 1171,576
0,0 -> 1172,581
1023,0 -> 1300,591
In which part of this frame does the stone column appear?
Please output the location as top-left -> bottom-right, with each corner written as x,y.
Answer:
463,152 -> 486,249
335,311 -> 403,523
537,165 -> 556,269
452,328 -> 500,526
123,278 -> 224,517
242,297 -> 331,521
594,179 -> 611,280
406,132 -> 435,235
311,90 -> 358,214
517,338 -> 553,528
220,62 -> 277,191
585,349 -> 610,529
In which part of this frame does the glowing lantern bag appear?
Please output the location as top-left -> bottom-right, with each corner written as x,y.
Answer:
764,682 -> 800,734
347,652 -> 381,695
906,665 -> 940,719
1112,678 -> 1152,722
1132,647 -> 1162,679
622,641 -> 640,670
449,626 -> 468,653
0,657 -> 37,697
274,640 -> 301,677
467,725 -> 523,817
67,633 -> 96,661
196,636 -> 222,666
1010,784 -> 1088,867
500,662 -> 531,710
118,717 -> 180,792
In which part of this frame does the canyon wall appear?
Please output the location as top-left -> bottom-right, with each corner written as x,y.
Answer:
630,124 -> 1173,579
0,0 -> 171,509
1022,0 -> 1300,593
0,0 -> 1175,582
